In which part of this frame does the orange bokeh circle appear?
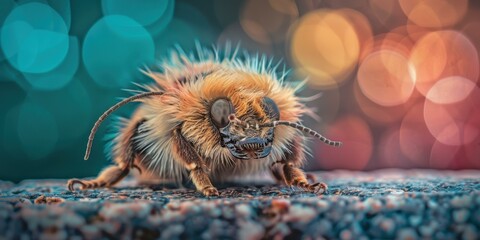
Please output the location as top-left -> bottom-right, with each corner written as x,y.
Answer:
290,9 -> 363,89
358,50 -> 416,106
424,86 -> 480,146
353,80 -> 414,126
410,30 -> 479,97
399,0 -> 468,28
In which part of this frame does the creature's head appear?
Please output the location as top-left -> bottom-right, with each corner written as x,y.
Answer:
209,97 -> 279,160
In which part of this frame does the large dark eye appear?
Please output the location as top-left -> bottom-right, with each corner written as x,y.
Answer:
262,97 -> 280,120
210,98 -> 234,128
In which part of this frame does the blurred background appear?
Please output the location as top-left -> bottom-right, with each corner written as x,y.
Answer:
1,0 -> 479,182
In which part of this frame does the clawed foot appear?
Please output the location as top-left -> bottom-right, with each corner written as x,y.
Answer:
293,181 -> 328,194
202,186 -> 219,197
67,178 -> 91,191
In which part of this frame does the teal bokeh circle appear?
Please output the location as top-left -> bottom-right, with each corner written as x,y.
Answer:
82,15 -> 155,88
1,3 -> 69,73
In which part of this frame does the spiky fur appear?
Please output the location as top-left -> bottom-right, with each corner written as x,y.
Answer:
110,44 -> 309,184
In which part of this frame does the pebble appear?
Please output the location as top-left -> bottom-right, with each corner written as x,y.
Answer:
316,199 -> 330,211
419,221 -> 437,237
271,199 -> 290,213
363,198 -> 382,214
268,222 -> 290,238
397,228 -> 419,240
160,224 -> 184,240
312,219 -> 332,236
284,205 -> 316,223
453,209 -> 470,224
235,204 -> 252,218
179,201 -> 200,214
379,217 -> 396,234
100,201 -> 152,221
340,229 -> 353,240
387,189 -> 405,195
462,224 -> 478,240
408,215 -> 422,227
451,196 -> 472,208
238,220 -> 265,240
34,195 -> 65,204
80,225 -> 101,239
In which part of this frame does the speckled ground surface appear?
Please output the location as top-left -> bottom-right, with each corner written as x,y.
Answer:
1,170 -> 479,239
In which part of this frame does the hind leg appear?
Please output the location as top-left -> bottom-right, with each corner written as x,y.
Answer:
68,164 -> 129,191
67,113 -> 145,191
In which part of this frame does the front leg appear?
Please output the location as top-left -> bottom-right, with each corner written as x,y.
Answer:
172,128 -> 218,196
283,163 -> 327,194
273,139 -> 328,194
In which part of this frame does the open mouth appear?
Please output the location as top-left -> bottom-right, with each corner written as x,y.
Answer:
220,126 -> 274,160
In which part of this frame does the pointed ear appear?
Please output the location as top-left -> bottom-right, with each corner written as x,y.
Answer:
84,91 -> 164,160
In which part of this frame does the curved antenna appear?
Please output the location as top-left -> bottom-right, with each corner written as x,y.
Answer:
260,121 -> 342,147
84,91 -> 164,160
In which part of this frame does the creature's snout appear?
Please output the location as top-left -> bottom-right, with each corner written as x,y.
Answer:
236,137 -> 268,151
220,117 -> 275,160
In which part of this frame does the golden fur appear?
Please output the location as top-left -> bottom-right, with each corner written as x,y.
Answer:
128,51 -> 307,182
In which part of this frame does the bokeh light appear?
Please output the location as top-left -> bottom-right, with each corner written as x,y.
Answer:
22,37 -> 79,91
410,30 -> 479,97
101,0 -> 173,36
353,80 -> 413,126
357,50 -> 416,106
240,0 -> 298,44
315,115 -> 372,170
82,15 -> 155,89
399,0 -> 468,28
102,0 -> 169,26
338,8 -> 374,60
424,87 -> 480,146
290,9 -> 360,89
1,2 -> 69,73
0,0 -> 16,61
426,76 -> 476,104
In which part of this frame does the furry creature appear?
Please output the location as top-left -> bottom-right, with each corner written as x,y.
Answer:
67,45 -> 342,196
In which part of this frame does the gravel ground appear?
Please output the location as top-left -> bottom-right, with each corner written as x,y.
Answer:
0,169 -> 479,240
